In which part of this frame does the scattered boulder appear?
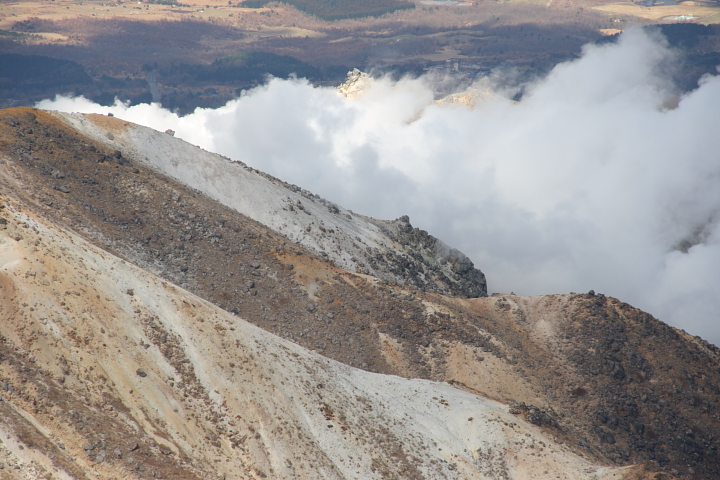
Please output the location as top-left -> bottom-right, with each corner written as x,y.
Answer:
508,402 -> 558,428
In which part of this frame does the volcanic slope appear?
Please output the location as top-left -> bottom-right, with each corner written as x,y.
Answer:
0,112 -> 647,480
0,107 -> 719,478
0,198 -> 645,480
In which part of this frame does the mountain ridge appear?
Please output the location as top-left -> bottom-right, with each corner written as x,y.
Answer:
1,106 -> 719,479
55,110 -> 487,300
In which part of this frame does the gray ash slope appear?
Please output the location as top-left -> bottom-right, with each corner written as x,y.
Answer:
235,168 -> 487,299
55,109 -> 487,300
0,107 -> 719,479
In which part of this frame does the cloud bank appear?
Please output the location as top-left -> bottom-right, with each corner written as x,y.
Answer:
37,28 -> 720,346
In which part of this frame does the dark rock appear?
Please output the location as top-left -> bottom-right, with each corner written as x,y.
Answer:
136,369 -> 147,377
630,421 -> 645,435
526,405 -> 556,427
610,360 -> 626,380
600,431 -> 616,444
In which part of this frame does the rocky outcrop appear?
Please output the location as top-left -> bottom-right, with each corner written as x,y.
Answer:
337,68 -> 373,99
375,215 -> 487,298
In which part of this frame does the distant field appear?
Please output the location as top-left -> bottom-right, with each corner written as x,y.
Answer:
0,0 -> 241,32
0,0 -> 414,30
594,1 -> 720,23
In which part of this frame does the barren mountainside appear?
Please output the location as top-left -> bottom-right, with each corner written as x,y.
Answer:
0,107 -> 719,479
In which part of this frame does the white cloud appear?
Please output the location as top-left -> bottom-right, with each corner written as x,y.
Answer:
36,27 -> 720,346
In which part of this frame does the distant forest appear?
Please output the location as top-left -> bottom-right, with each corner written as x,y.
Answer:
0,50 -> 346,112
156,51 -> 333,84
119,51 -> 346,113
0,54 -> 94,106
241,0 -> 415,20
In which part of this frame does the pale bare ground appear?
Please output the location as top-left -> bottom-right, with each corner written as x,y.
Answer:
593,1 -> 720,22
198,26 -> 326,50
241,25 -> 327,38
0,176 -> 646,480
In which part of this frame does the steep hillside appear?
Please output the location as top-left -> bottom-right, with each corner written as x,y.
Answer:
57,110 -> 487,300
1,107 -> 719,479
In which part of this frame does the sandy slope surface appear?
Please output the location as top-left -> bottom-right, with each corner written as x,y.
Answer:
0,199 -> 638,479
